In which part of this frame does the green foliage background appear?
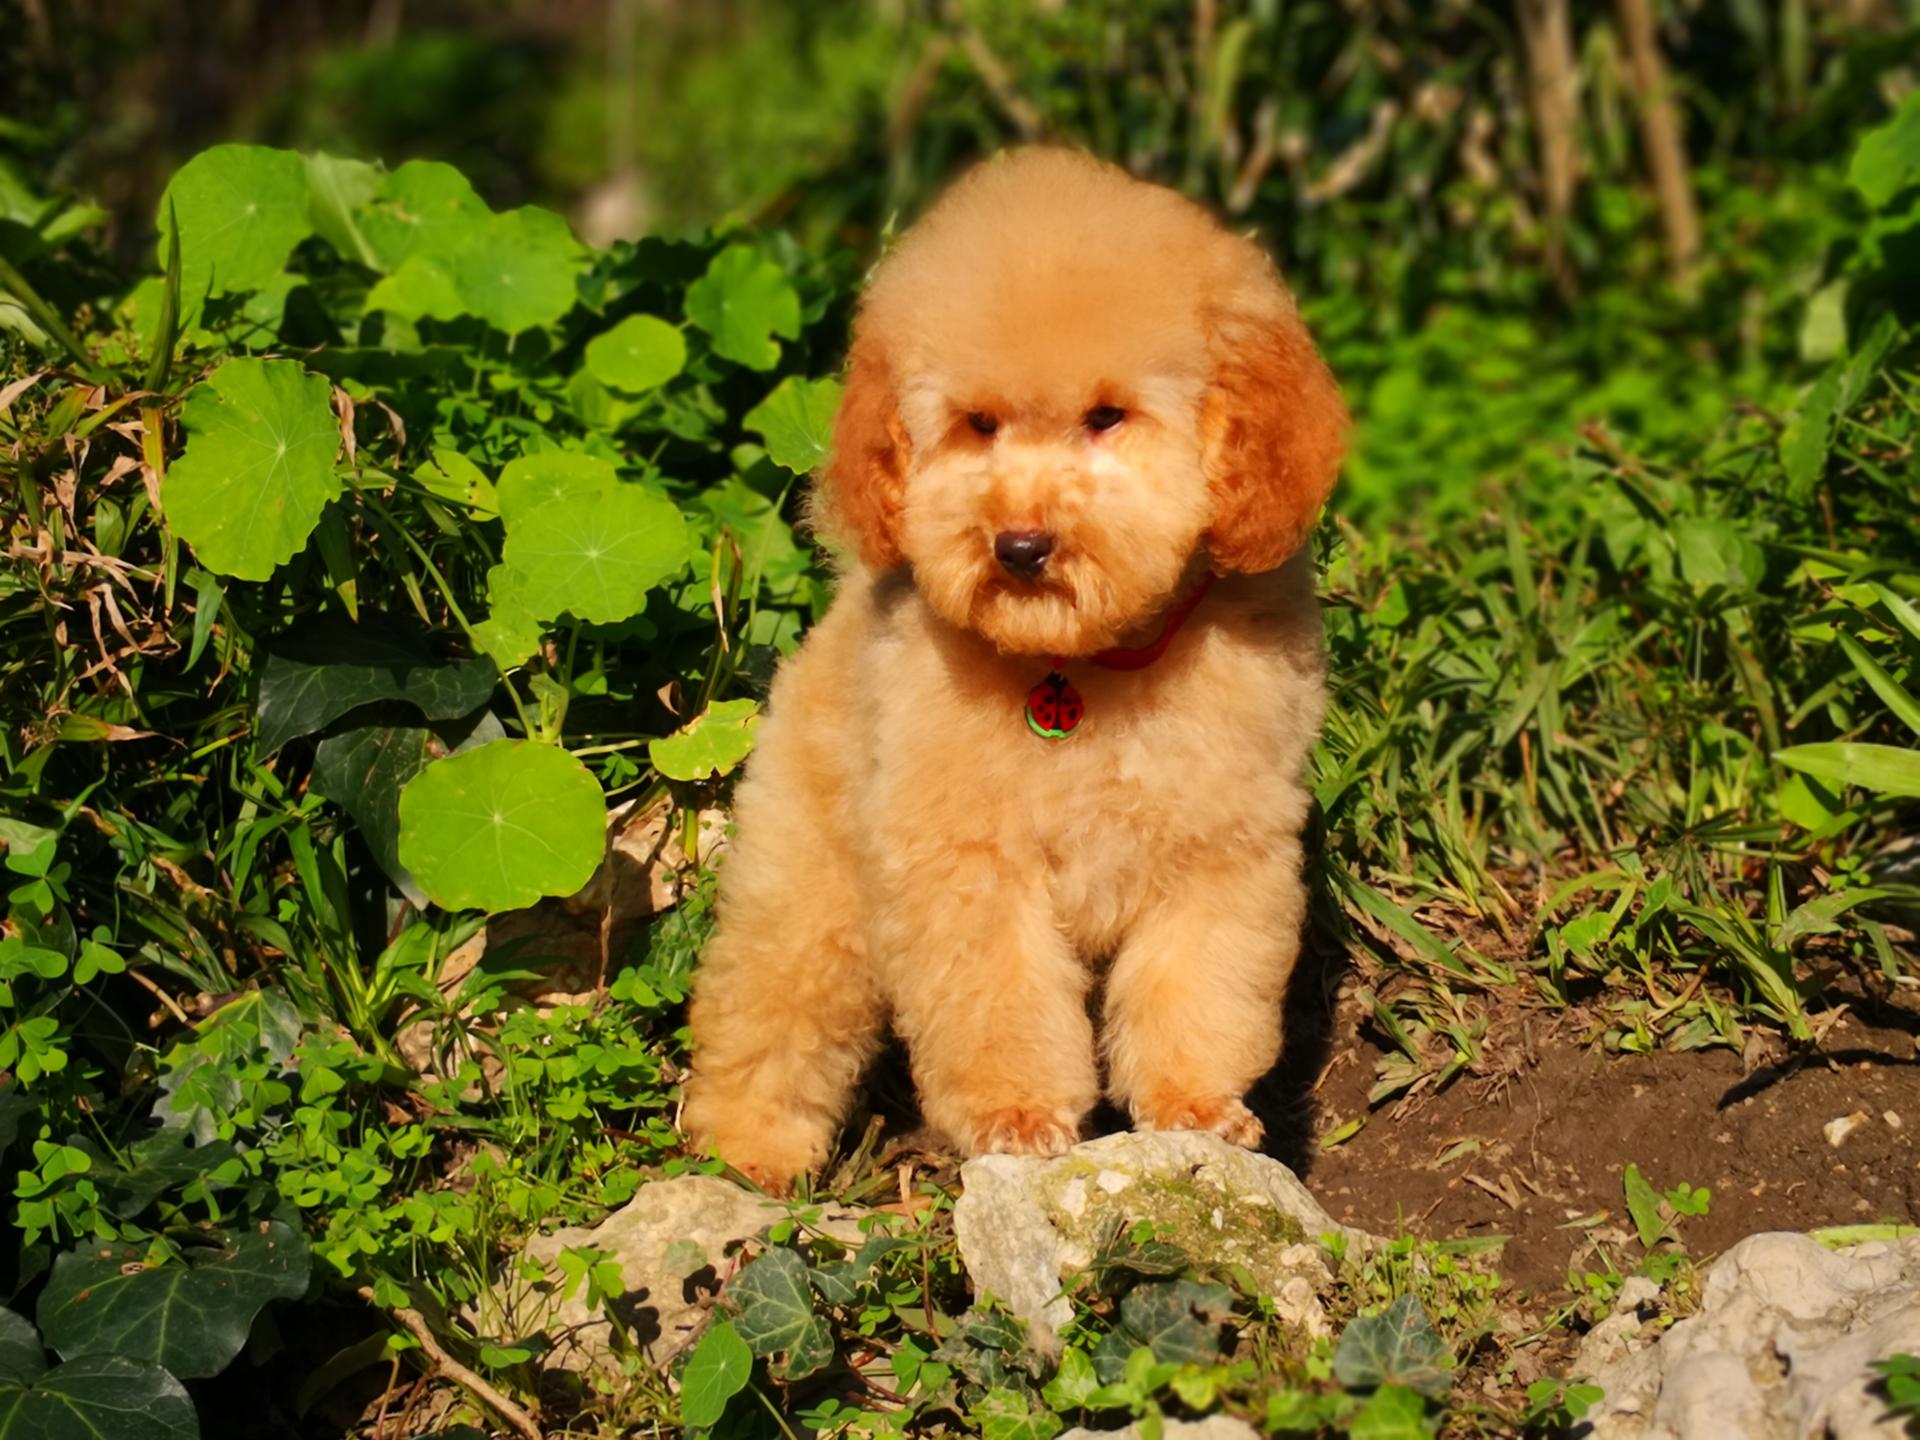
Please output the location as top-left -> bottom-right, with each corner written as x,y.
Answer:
0,2 -> 1917,1436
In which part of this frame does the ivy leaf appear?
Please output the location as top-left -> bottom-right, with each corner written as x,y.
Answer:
37,1223 -> 310,1379
254,622 -> 497,756
648,699 -> 760,782
161,359 -> 341,581
1348,1383 -> 1433,1440
726,1248 -> 833,1380
685,244 -> 800,370
1116,1279 -> 1234,1366
680,1319 -> 752,1429
303,153 -> 384,271
743,376 -> 841,473
396,739 -> 606,913
1848,91 -> 1920,208
447,206 -> 585,335
968,1388 -> 1063,1440
1331,1295 -> 1452,1400
502,485 -> 690,625
585,315 -> 686,395
157,144 -> 311,302
358,159 -> 489,271
0,1355 -> 200,1440
495,451 -> 618,525
1040,1347 -> 1099,1411
0,1310 -> 42,1386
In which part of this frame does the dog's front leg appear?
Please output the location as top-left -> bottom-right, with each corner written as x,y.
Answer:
871,843 -> 1097,1157
1101,838 -> 1307,1148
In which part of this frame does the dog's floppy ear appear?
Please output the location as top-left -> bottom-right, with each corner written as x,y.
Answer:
1200,287 -> 1348,574
819,333 -> 911,570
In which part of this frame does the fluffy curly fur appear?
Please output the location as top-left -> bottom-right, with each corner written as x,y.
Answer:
683,148 -> 1348,1187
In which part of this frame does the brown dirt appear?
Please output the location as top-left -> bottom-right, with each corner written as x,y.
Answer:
1263,980 -> 1920,1296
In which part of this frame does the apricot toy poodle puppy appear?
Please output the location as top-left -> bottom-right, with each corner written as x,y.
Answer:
683,147 -> 1348,1188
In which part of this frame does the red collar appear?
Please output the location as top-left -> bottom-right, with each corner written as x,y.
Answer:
1054,571 -> 1217,672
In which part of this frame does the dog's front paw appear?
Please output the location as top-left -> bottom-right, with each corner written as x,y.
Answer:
1133,1094 -> 1263,1149
960,1105 -> 1081,1158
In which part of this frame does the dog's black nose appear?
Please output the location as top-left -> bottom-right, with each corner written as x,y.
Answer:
994,529 -> 1054,579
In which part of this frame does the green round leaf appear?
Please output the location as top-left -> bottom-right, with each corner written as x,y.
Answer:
0,1355 -> 199,1440
685,244 -> 800,371
649,699 -> 761,782
744,375 -> 843,474
358,159 -> 489,272
1849,91 -> 1920,209
447,206 -> 585,335
585,315 -> 687,395
397,739 -> 606,912
364,255 -> 464,322
303,153 -> 384,271
472,564 -> 545,670
157,144 -> 312,301
38,1222 -> 310,1380
503,485 -> 689,625
161,359 -> 342,581
680,1320 -> 752,1429
495,451 -> 618,525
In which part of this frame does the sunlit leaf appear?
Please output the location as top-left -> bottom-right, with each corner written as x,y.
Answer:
157,145 -> 311,302
357,159 -> 488,272
502,485 -> 689,625
648,699 -> 760,781
1775,742 -> 1920,798
685,244 -> 799,370
303,153 -> 384,271
680,1320 -> 752,1429
494,451 -> 618,524
397,740 -> 606,912
161,359 -> 341,581
447,206 -> 584,335
1849,91 -> 1920,208
585,315 -> 686,395
744,375 -> 841,473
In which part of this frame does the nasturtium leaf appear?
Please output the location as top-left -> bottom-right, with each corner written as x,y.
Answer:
0,1310 -> 42,1386
685,244 -> 800,370
38,1223 -> 309,1380
969,1389 -> 1064,1440
447,206 -> 585,335
744,375 -> 842,473
680,1320 -> 752,1429
1849,91 -> 1920,208
255,622 -> 497,756
415,449 -> 498,517
648,699 -> 760,782
0,1355 -> 200,1440
313,712 -> 502,906
473,565 -> 545,671
503,485 -> 690,625
585,315 -> 686,395
358,159 -> 489,272
157,144 -> 312,302
495,451 -> 618,524
161,359 -> 341,581
396,740 -> 606,912
1332,1295 -> 1452,1399
364,255 -> 465,322
1775,741 -> 1920,798
303,153 -> 384,271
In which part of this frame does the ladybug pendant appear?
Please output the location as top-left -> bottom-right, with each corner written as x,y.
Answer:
1025,671 -> 1084,740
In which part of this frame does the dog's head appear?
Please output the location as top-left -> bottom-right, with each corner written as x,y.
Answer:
819,148 -> 1347,656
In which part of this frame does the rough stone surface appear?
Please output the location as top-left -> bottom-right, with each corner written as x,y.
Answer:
1062,1417 -> 1260,1440
1580,1231 -> 1920,1439
954,1130 -> 1360,1351
498,1174 -> 867,1375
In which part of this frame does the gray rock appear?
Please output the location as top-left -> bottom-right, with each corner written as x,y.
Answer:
1579,1231 -> 1920,1439
954,1130 -> 1360,1352
1062,1417 -> 1260,1440
495,1174 -> 868,1375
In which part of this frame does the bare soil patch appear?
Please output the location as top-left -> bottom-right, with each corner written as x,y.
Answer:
1269,979 -> 1920,1296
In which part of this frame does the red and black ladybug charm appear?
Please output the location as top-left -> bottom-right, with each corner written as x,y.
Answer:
1025,671 -> 1084,740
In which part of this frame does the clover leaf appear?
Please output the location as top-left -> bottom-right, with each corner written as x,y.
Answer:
161,359 -> 341,581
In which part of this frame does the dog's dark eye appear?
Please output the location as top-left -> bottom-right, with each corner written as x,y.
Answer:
1085,405 -> 1126,433
967,412 -> 998,436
